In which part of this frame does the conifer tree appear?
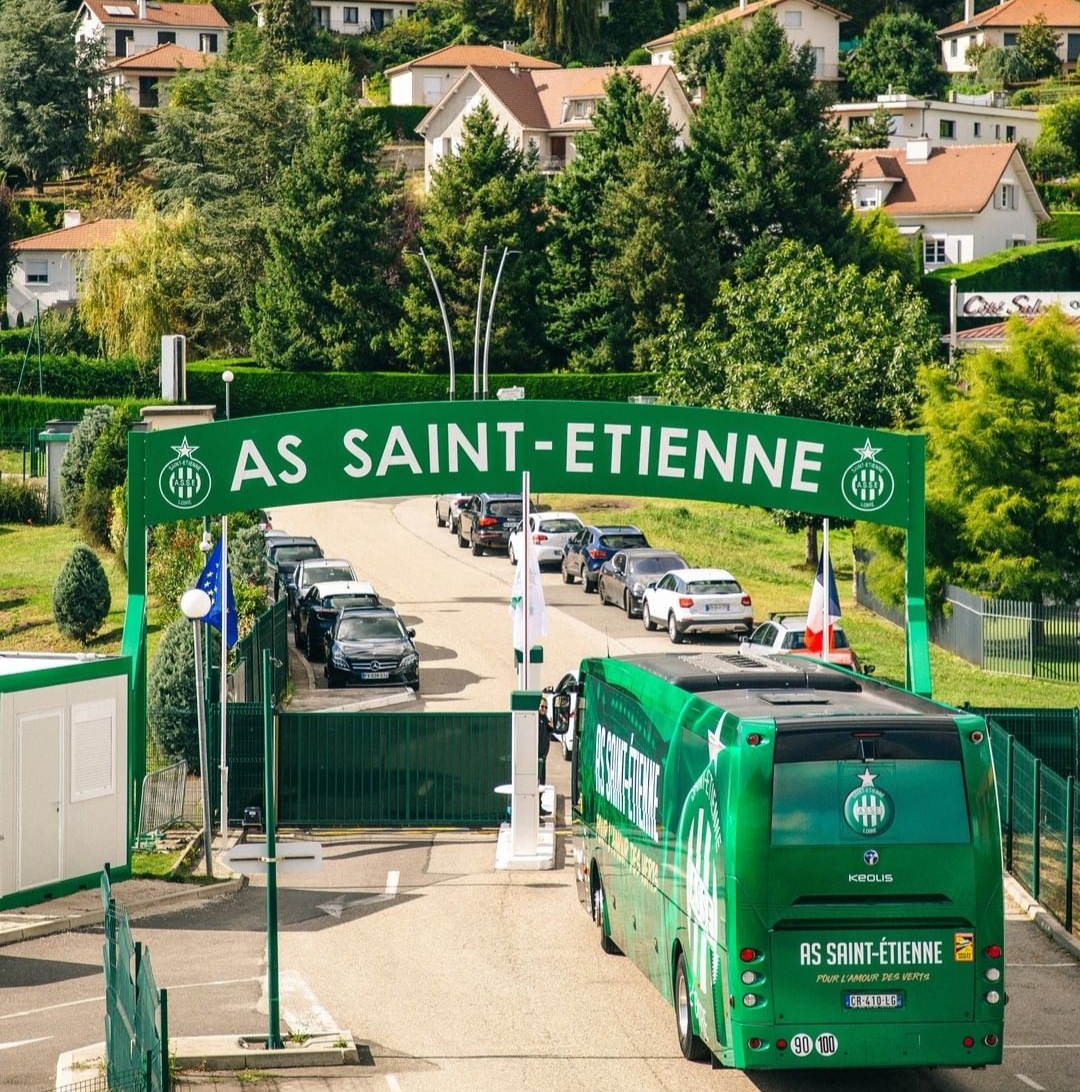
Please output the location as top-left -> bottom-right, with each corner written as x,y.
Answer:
53,543 -> 111,644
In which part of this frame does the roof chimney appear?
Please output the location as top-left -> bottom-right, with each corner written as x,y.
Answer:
907,136 -> 930,163
502,40 -> 516,52
139,0 -> 146,18
63,209 -> 82,229
965,0 -> 974,20
510,61 -> 520,76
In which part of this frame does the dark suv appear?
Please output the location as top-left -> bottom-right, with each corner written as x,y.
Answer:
457,493 -> 526,556
561,524 -> 649,593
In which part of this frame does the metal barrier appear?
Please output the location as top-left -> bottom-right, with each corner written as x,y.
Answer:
972,706 -> 1079,780
101,866 -> 168,1092
136,759 -> 188,839
207,704 -> 512,828
232,596 -> 289,703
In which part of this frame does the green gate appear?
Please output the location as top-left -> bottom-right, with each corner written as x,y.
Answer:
208,705 -> 512,827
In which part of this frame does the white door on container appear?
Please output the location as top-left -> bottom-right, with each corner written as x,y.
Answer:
18,709 -> 63,890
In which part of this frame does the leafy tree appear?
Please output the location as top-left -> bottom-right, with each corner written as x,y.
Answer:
147,617 -> 200,770
89,91 -> 148,177
0,0 -> 105,193
840,107 -> 894,150
259,0 -> 318,63
247,83 -> 400,370
1029,95 -> 1080,177
59,404 -> 114,526
916,309 -> 1080,602
977,46 -> 1034,86
392,98 -> 548,374
844,12 -> 946,100
1016,14 -> 1061,80
849,208 -> 922,285
672,19 -> 738,92
690,12 -> 853,270
513,0 -> 597,61
53,543 -> 111,643
595,0 -> 677,63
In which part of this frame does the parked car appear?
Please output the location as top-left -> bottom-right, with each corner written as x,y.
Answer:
508,512 -> 583,566
435,492 -> 469,533
547,669 -> 581,762
641,567 -> 754,644
739,613 -> 870,673
295,580 -> 382,660
456,492 -> 527,555
266,536 -> 322,601
290,556 -> 358,620
597,548 -> 687,617
561,525 -> 650,593
325,606 -> 420,691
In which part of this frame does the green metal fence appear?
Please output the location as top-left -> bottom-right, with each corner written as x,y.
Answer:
208,704 -> 512,827
989,722 -> 1077,938
232,596 -> 289,703
101,866 -> 168,1092
971,706 -> 1080,780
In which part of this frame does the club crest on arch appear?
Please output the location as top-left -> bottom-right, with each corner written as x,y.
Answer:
842,439 -> 896,513
158,437 -> 212,510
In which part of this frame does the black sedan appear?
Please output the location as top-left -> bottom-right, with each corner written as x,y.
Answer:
325,606 -> 420,691
295,580 -> 382,661
597,548 -> 688,617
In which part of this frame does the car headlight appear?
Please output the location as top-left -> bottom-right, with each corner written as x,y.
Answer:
631,581 -> 645,596
331,649 -> 349,669
401,653 -> 419,670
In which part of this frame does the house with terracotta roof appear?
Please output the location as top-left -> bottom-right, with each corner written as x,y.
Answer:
252,0 -> 416,37
106,42 -> 214,109
828,92 -> 1041,148
645,0 -> 849,82
939,0 -> 1080,75
387,44 -> 561,107
416,64 -> 692,189
75,0 -> 229,62
846,140 -> 1049,270
6,214 -> 132,327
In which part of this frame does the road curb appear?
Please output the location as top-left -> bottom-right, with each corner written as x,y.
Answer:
1003,873 -> 1080,960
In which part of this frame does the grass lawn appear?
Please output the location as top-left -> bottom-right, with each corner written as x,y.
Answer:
4,496 -> 1077,710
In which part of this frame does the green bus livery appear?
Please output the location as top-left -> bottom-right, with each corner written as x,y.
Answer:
568,651 -> 1005,1070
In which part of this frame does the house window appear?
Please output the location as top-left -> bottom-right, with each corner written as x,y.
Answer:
939,118 -> 956,139
115,29 -> 133,57
1003,32 -> 1018,47
783,10 -> 802,27
973,121 -> 981,137
994,124 -> 1001,138
857,191 -> 879,209
343,6 -> 359,23
999,182 -> 1017,209
924,238 -> 947,265
312,6 -> 330,28
1069,33 -> 1080,63
157,31 -> 176,44
1007,236 -> 1028,248
441,137 -> 452,157
139,75 -> 159,108
199,32 -> 218,52
950,39 -> 958,57
563,98 -> 596,121
1006,124 -> 1016,141
24,259 -> 48,284
811,46 -> 825,77
371,8 -> 393,29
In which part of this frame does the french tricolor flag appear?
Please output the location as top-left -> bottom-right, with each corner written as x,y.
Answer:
805,539 -> 841,658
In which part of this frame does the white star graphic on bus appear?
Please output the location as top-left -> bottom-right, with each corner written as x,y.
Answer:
858,767 -> 878,788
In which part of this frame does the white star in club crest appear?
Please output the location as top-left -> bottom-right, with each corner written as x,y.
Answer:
857,767 -> 878,788
171,436 -> 199,459
854,438 -> 882,462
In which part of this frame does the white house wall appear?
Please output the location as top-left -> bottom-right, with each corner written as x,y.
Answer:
942,25 -> 1080,74
830,99 -> 1041,148
391,67 -> 458,107
76,14 -> 225,58
6,252 -> 80,327
306,1 -> 414,35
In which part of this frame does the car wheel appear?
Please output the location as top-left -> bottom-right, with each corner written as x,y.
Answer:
458,527 -> 469,549
583,572 -> 596,594
471,536 -> 483,556
409,676 -> 420,694
326,670 -> 341,689
643,602 -> 657,631
295,625 -> 307,651
562,564 -> 575,584
508,544 -> 517,565
668,613 -> 684,644
593,873 -> 619,955
623,592 -> 634,617
674,951 -> 709,1061
436,505 -> 445,528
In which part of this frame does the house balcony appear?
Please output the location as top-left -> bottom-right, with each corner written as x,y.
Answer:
538,155 -> 567,174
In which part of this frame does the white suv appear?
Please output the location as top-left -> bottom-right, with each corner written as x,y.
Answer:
642,568 -> 754,643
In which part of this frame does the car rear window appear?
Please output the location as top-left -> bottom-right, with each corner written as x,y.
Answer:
630,555 -> 685,574
274,545 -> 322,564
338,616 -> 405,640
601,534 -> 648,549
327,594 -> 380,610
540,519 -> 581,533
306,566 -> 354,583
688,580 -> 742,595
490,502 -> 523,518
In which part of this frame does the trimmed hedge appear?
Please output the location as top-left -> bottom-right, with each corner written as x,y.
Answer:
0,349 -> 159,399
364,104 -> 429,141
0,394 -> 125,434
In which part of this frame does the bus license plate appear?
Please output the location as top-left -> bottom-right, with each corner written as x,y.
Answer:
362,671 -> 390,680
843,992 -> 904,1010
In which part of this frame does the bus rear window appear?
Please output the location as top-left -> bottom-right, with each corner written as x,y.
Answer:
771,726 -> 971,845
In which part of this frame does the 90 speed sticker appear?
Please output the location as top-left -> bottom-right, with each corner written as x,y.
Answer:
790,1032 -> 839,1057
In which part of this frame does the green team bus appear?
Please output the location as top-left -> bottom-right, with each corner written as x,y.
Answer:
565,651 -> 1005,1070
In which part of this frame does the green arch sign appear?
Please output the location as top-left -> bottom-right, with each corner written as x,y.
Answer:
122,400 -> 929,799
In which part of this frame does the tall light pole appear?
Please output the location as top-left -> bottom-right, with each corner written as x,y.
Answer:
219,369 -> 233,844
180,588 -> 214,878
483,248 -> 519,400
473,246 -> 489,401
415,248 -> 456,401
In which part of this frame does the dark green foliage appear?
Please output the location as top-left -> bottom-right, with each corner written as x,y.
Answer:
52,542 -> 111,643
231,524 -> 270,589
0,182 -> 14,293
0,0 -> 105,192
977,46 -> 1035,85
392,99 -> 549,373
595,0 -> 675,64
148,520 -> 203,632
0,350 -> 157,397
247,86 -> 401,371
1016,14 -> 1062,80
59,404 -> 113,526
259,0 -> 318,62
365,105 -> 430,141
691,11 -> 853,270
672,19 -> 738,91
515,0 -> 599,62
844,12 -> 947,100
80,404 -> 135,548
1031,96 -> 1080,178
0,478 -> 45,521
147,617 -> 201,771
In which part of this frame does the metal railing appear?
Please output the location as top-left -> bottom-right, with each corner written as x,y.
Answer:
232,595 -> 288,702
136,759 -> 188,839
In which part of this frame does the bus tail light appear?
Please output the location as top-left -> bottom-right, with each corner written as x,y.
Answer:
985,967 -> 1001,981
747,1037 -> 765,1050
984,1034 -> 999,1047
739,947 -> 760,962
962,1036 -> 975,1048
984,943 -> 1002,959
740,970 -> 759,985
745,733 -> 764,746
775,1038 -> 787,1051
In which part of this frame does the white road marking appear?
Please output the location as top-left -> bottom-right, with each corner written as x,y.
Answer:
275,970 -> 340,1036
0,1037 -> 51,1051
1016,1075 -> 1046,1090
318,870 -> 400,918
386,1076 -> 402,1091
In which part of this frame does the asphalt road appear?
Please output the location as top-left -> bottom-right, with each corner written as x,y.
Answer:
2,495 -> 1078,1092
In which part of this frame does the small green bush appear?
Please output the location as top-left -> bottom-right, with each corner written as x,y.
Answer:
147,617 -> 200,771
109,482 -> 127,567
0,478 -> 46,522
59,404 -> 114,526
52,542 -> 111,643
80,404 -> 134,547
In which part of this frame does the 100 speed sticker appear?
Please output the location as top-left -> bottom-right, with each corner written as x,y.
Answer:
789,1032 -> 839,1057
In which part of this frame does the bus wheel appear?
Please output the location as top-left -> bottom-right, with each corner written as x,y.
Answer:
594,876 -> 619,955
674,952 -> 709,1062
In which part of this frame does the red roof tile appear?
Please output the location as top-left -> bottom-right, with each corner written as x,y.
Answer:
385,44 -> 560,76
647,0 -> 849,49
79,0 -> 228,30
108,42 -> 213,70
940,0 -> 1080,34
13,220 -> 134,252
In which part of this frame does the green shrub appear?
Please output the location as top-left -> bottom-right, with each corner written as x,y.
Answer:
59,404 -> 114,525
80,404 -> 136,547
109,482 -> 127,566
0,478 -> 46,522
148,520 -> 203,632
147,617 -> 200,771
52,542 -> 112,643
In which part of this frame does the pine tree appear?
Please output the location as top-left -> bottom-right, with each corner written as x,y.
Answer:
147,617 -> 201,771
259,0 -> 319,63
53,543 -> 111,643
59,405 -> 114,527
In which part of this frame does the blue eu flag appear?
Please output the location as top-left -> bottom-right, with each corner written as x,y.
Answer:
195,538 -> 238,648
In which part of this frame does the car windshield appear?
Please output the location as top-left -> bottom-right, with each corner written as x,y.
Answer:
337,616 -> 405,641
687,580 -> 742,595
600,534 -> 648,549
629,556 -> 684,575
273,545 -> 321,564
326,594 -> 380,610
539,519 -> 581,534
490,502 -> 523,518
305,566 -> 353,584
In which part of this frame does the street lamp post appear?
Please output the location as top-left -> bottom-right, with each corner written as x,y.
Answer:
482,248 -> 519,400
473,246 -> 489,401
221,370 -> 234,420
219,370 -> 233,843
415,248 -> 456,401
180,588 -> 214,878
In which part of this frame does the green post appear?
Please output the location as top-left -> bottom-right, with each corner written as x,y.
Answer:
905,433 -> 932,697
122,430 -> 148,847
263,647 -> 282,1049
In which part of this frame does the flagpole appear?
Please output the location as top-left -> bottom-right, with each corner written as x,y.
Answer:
219,513 -> 229,842
822,518 -> 830,664
519,470 -> 529,688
